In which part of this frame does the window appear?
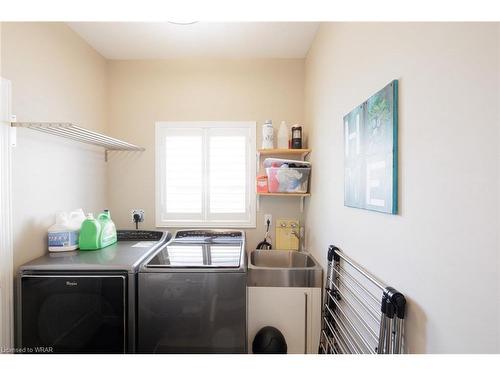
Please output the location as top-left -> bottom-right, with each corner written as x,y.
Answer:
156,121 -> 256,227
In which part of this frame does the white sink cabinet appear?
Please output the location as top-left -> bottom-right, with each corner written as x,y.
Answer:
247,286 -> 322,354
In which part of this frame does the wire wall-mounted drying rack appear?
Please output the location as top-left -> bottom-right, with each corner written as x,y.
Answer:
10,121 -> 145,161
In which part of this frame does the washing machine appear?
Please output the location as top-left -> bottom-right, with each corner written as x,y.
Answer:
137,229 -> 247,353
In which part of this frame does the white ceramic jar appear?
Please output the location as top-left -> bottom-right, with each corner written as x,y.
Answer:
262,120 -> 274,149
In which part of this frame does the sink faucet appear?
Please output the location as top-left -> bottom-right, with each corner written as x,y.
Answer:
291,226 -> 305,252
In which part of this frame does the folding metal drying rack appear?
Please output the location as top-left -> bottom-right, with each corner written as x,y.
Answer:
319,246 -> 406,354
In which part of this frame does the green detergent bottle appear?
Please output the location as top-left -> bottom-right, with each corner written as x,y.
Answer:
79,213 -> 101,250
98,209 -> 117,248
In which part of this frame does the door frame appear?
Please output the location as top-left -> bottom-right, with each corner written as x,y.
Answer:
0,77 -> 14,351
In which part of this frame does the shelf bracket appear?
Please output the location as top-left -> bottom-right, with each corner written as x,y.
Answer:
9,115 -> 17,147
300,196 -> 304,212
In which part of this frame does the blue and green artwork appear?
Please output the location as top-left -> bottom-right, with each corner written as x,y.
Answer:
344,80 -> 398,214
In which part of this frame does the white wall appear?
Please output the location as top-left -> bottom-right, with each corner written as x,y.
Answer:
106,59 -> 306,250
1,23 -> 108,269
304,22 -> 500,353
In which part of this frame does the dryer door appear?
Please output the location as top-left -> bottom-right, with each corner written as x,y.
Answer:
19,274 -> 126,353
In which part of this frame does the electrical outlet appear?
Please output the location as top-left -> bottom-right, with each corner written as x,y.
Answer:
131,209 -> 145,223
264,214 -> 272,229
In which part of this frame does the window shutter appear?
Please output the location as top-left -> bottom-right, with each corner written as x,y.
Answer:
164,133 -> 203,214
208,134 -> 247,214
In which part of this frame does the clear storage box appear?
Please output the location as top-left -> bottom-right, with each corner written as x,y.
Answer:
266,167 -> 310,193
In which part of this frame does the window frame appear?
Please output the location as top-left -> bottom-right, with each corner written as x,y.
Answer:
155,121 -> 256,228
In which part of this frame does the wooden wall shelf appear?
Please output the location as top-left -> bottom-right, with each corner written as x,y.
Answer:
257,192 -> 311,197
257,148 -> 311,158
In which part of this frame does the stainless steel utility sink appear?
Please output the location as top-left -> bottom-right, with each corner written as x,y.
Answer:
251,250 -> 317,268
248,250 -> 323,288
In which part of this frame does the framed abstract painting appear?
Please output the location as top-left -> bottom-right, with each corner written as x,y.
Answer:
344,80 -> 398,214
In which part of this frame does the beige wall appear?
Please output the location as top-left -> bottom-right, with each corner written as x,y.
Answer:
107,59 -> 305,249
304,22 -> 500,353
1,23 -> 108,268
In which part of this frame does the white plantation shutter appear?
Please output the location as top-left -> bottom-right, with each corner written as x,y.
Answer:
164,130 -> 203,215
156,122 -> 256,227
209,135 -> 246,213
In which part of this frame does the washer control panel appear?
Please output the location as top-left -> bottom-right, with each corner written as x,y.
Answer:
174,230 -> 243,243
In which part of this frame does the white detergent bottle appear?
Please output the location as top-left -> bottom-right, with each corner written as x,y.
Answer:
69,208 -> 86,231
69,208 -> 86,247
48,211 -> 79,252
277,121 -> 289,149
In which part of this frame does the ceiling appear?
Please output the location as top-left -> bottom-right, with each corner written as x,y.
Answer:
67,22 -> 320,59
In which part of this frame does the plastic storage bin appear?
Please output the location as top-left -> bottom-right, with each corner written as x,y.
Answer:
265,167 -> 310,193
